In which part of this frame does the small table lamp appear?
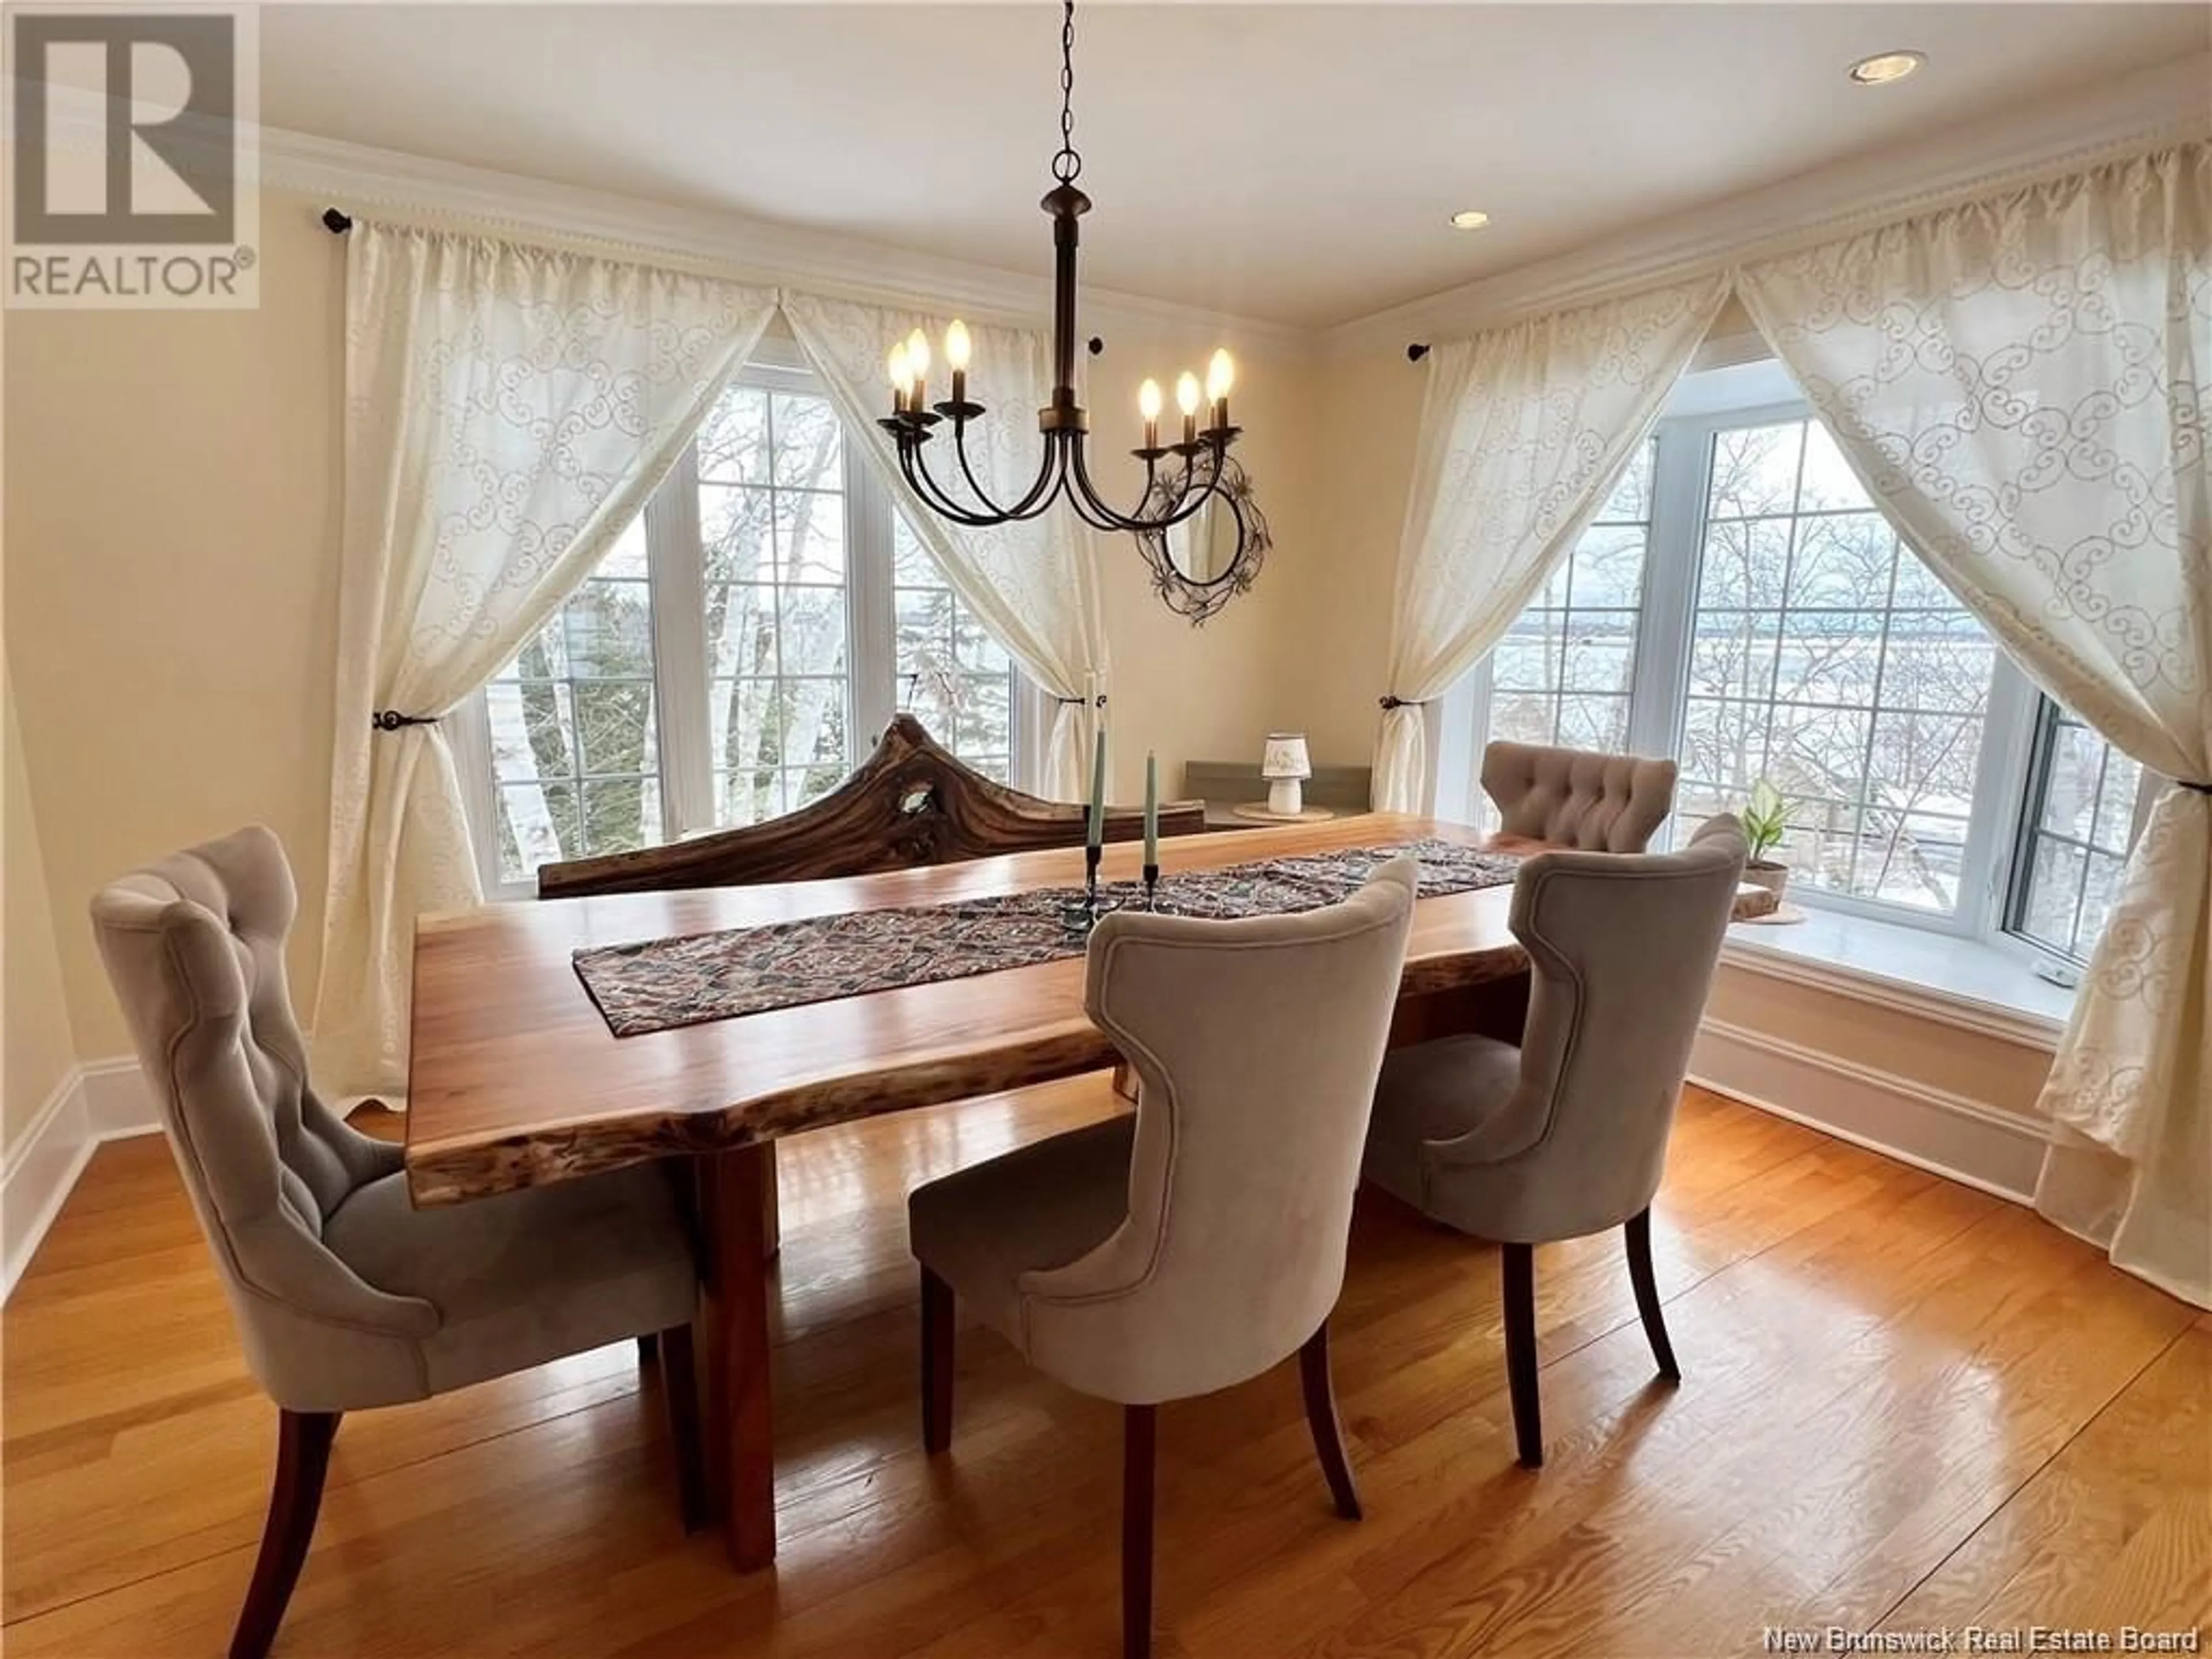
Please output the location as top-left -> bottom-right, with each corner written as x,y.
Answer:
1260,732 -> 1313,818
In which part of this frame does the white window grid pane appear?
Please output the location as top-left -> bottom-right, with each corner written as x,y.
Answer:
892,513 -> 1016,771
1682,418 -> 1997,915
485,527 -> 664,881
1482,440 -> 1656,756
2008,703 -> 2143,963
699,385 -> 853,828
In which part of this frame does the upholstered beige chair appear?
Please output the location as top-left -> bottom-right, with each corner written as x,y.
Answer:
908,858 -> 1420,1659
1362,816 -> 1748,1469
1482,740 -> 1677,851
89,827 -> 705,1659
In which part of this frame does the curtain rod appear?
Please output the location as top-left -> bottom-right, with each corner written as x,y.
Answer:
323,208 -> 353,233
1406,344 -> 1430,362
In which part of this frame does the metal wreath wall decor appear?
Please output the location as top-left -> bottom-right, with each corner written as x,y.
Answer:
877,0 -> 1264,620
1134,457 -> 1271,626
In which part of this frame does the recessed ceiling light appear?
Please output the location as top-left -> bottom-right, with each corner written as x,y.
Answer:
1450,210 -> 1491,231
1849,50 -> 1926,86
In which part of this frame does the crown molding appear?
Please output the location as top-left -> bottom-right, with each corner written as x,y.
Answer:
251,123 -> 1309,350
1325,54 -> 2212,357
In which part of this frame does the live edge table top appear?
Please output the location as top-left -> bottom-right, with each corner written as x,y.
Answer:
402,814 -> 1772,1207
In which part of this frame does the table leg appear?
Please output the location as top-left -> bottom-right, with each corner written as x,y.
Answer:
698,1143 -> 777,1570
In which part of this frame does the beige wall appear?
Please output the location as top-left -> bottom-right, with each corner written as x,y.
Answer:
5,193 -> 346,1063
0,191 -> 1307,1060
1080,317 -> 1316,802
1274,342 -> 1421,767
3,662 -> 82,1150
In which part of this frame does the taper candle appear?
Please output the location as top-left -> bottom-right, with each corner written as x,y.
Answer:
1087,726 -> 1107,848
1143,751 -> 1158,867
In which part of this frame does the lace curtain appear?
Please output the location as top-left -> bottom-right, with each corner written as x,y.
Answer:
781,293 -> 1109,801
315,222 -> 777,1096
1374,274 -> 1730,812
1739,143 -> 2210,1307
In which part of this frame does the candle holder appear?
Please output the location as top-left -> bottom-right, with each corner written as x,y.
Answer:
1062,843 -> 1112,937
1142,862 -> 1161,911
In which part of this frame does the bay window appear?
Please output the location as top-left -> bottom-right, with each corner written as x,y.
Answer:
1456,366 -> 2150,967
454,346 -> 1031,898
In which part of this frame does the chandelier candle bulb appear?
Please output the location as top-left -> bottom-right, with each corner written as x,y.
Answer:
1206,349 -> 1235,430
906,329 -> 930,407
1139,377 -> 1162,450
888,342 -> 912,414
1177,371 -> 1200,446
945,320 -> 972,406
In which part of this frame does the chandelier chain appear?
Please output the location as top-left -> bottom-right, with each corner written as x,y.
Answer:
1051,0 -> 1081,184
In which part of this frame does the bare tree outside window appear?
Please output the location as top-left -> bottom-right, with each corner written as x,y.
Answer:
894,516 -> 1014,783
477,372 -> 1021,887
2010,702 -> 2143,961
1677,419 -> 1995,912
700,387 -> 851,824
486,517 -> 661,883
1489,439 -> 1654,760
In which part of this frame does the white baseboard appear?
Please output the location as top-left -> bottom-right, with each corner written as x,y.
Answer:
1690,1016 -> 2049,1206
3,1055 -> 161,1300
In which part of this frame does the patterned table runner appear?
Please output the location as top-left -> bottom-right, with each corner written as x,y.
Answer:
571,839 -> 1523,1037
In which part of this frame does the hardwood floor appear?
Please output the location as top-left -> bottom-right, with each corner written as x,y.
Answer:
5,1084 -> 2205,1657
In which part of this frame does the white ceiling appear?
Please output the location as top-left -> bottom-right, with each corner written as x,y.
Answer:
259,3 -> 2209,328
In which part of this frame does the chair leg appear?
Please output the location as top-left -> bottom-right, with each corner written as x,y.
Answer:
1122,1403 -> 1157,1659
1625,1208 -> 1680,1382
1297,1322 -> 1362,1520
921,1267 -> 955,1455
229,1408 -> 340,1659
657,1322 -> 712,1533
636,1331 -> 659,1367
1501,1243 -> 1543,1469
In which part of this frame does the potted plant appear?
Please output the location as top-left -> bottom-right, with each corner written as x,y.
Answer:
1739,779 -> 1791,898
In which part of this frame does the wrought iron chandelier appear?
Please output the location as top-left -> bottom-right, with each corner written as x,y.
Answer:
880,0 -> 1245,549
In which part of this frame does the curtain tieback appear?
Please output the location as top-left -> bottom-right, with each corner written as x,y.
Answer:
370,710 -> 441,732
1054,693 -> 1108,708
1378,695 -> 1425,711
2179,779 -> 2212,796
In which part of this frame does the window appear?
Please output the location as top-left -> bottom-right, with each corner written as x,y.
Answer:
1677,418 -> 1995,914
2008,702 -> 2146,963
696,384 -> 854,825
484,517 -> 664,878
1455,366 -> 2143,966
460,351 -> 1027,896
895,517 -> 1016,784
1488,441 -> 1653,756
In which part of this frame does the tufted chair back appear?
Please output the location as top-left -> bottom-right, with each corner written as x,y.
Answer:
1481,741 -> 1677,852
1013,858 -> 1418,1405
1428,815 -> 1748,1240
90,827 -> 435,1409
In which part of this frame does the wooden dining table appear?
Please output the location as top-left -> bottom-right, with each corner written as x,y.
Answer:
403,812 -> 1774,1572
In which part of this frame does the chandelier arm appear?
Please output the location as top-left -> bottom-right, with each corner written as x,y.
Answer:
900,441 -> 1023,529
1060,475 -> 1131,534
949,418 -> 1063,522
1067,431 -> 1225,533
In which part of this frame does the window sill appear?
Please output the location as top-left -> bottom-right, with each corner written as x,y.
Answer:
1721,905 -> 2072,1050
